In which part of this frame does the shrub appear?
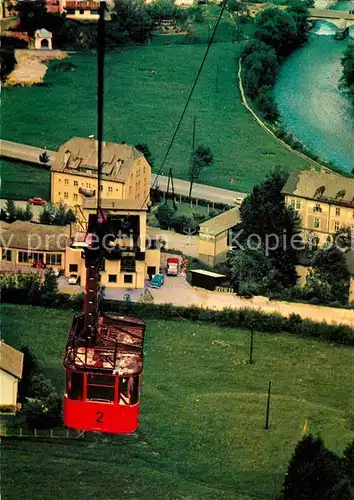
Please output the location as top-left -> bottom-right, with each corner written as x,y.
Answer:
41,268 -> 59,305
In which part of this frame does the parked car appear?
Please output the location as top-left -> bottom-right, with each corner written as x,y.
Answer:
68,273 -> 80,285
150,274 -> 164,289
29,197 -> 47,206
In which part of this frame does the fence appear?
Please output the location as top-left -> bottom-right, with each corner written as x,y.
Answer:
0,426 -> 86,440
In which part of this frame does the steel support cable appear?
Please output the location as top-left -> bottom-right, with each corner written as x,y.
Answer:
140,0 -> 228,209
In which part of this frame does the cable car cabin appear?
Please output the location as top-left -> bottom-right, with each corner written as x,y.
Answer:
63,312 -> 145,434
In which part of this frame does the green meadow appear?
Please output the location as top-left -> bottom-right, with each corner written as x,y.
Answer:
2,304 -> 353,500
1,13 -> 306,199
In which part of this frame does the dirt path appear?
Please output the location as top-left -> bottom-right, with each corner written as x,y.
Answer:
5,49 -> 67,87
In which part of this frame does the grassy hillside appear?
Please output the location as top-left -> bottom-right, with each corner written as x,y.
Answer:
1,21 -> 307,197
2,304 -> 353,500
0,159 -> 50,201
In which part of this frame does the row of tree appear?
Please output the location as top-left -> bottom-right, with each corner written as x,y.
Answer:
1,199 -> 76,226
340,45 -> 354,107
241,3 -> 310,121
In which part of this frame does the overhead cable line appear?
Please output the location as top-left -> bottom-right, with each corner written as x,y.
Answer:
141,0 -> 228,209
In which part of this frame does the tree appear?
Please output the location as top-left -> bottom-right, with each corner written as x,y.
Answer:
39,203 -> 56,225
155,203 -> 174,229
5,199 -> 16,222
228,247 -> 276,294
188,145 -> 214,197
255,86 -> 279,121
64,208 -> 76,225
41,268 -> 59,305
235,169 -> 301,290
18,346 -> 40,404
283,434 -> 353,500
283,434 -> 340,500
135,143 -> 154,167
53,205 -> 66,225
254,8 -> 300,58
310,245 -> 350,304
343,439 -> 354,488
113,0 -> 154,43
243,49 -> 279,99
24,203 -> 33,221
341,46 -> 354,106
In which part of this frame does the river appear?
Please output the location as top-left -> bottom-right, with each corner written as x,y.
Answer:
273,1 -> 354,173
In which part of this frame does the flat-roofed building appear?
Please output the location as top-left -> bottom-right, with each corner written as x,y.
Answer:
67,198 -> 161,289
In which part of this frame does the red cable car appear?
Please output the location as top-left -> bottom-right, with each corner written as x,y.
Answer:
63,211 -> 146,434
63,2 -> 146,434
64,311 -> 145,434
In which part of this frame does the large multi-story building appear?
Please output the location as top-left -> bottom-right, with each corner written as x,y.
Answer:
282,168 -> 354,245
51,137 -> 151,209
50,137 -> 160,289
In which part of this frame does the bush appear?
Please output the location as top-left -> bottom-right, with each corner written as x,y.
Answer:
41,269 -> 59,305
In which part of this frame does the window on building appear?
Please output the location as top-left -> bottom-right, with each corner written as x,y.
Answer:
108,274 -> 117,283
86,373 -> 115,402
313,218 -> 320,228
121,257 -> 136,273
67,372 -> 83,400
74,181 -> 78,186
69,264 -> 78,273
334,221 -> 340,231
79,8 -> 84,14
29,252 -> 44,262
147,266 -> 156,277
295,201 -> 301,210
100,185 -> 103,191
124,274 -> 133,284
314,204 -> 322,213
290,199 -> 295,209
108,186 -> 113,193
73,194 -> 78,202
335,207 -> 340,216
65,179 -> 69,185
64,192 -> 68,199
18,251 -> 29,263
46,254 -> 62,266
2,249 -> 11,261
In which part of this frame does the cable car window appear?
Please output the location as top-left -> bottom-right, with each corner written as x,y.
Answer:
119,375 -> 140,406
87,373 -> 115,402
67,372 -> 83,400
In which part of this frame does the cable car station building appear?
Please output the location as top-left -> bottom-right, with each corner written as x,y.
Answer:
51,137 -> 161,289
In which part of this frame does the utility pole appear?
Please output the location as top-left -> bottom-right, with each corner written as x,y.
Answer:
265,380 -> 271,430
249,325 -> 254,364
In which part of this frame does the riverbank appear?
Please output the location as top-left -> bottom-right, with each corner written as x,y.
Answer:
4,49 -> 67,87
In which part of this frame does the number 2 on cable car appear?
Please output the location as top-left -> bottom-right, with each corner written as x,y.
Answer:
96,412 -> 104,423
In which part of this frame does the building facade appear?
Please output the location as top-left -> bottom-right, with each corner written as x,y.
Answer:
0,220 -> 68,274
0,341 -> 24,413
198,207 -> 240,266
282,169 -> 354,245
51,137 -> 151,209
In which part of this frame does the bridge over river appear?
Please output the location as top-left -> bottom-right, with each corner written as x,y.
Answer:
308,8 -> 354,32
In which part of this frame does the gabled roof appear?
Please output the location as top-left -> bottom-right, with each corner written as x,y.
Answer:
0,220 -> 68,252
199,207 -> 240,236
52,138 -> 147,184
0,341 -> 24,379
35,28 -> 53,38
282,168 -> 354,207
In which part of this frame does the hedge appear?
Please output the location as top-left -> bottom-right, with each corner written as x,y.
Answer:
1,288 -> 354,346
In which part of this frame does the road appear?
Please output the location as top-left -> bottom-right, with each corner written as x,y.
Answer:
0,139 -> 247,205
